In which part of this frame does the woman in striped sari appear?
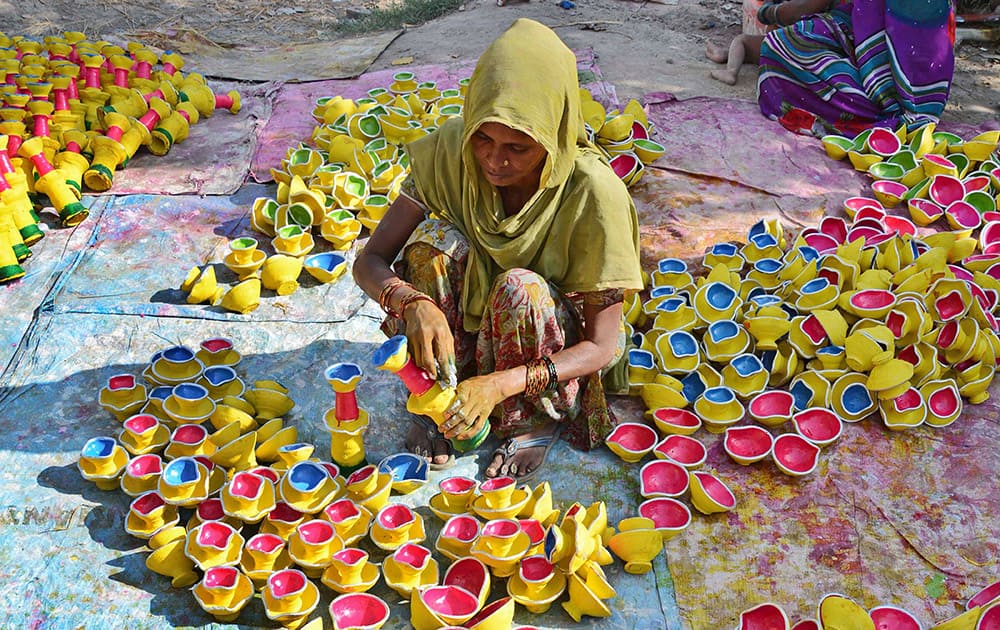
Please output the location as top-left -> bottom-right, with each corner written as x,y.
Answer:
757,0 -> 956,136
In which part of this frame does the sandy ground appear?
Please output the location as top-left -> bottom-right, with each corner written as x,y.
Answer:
2,0 -> 998,128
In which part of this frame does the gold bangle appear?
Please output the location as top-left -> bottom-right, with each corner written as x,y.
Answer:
525,358 -> 550,396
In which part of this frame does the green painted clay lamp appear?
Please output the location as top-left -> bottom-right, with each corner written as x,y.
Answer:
372,334 -> 489,452
82,120 -> 128,193
18,136 -> 88,226
149,100 -> 199,156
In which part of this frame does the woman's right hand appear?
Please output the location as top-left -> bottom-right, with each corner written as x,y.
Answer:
403,299 -> 455,381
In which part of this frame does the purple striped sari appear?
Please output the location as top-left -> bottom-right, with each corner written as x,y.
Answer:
757,0 -> 955,137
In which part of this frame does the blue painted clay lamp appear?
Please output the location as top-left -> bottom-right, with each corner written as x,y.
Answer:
791,408 -> 843,447
435,514 -> 481,560
721,353 -> 768,399
384,542 -> 439,597
220,470 -> 276,523
184,520 -> 245,570
321,498 -> 373,546
345,464 -> 394,514
829,372 -> 877,423
255,423 -> 299,463
742,232 -> 784,262
627,348 -> 658,394
793,278 -> 839,313
371,503 -> 426,552
150,345 -> 203,386
703,242 -> 745,271
772,433 -> 821,476
77,437 -> 129,490
304,252 -> 348,284
125,490 -> 179,539
650,257 -> 693,290
273,443 -> 315,471
693,386 -> 744,433
156,457 -> 211,508
98,373 -> 148,421
604,422 -> 658,463
330,592 -> 391,630
278,460 -> 342,514
324,362 -> 369,475
651,407 -> 701,436
118,413 -> 170,456
378,452 -> 429,494
653,433 -> 707,469
687,470 -> 736,515
868,605 -> 921,630
322,547 -> 380,594
693,280 -> 742,323
198,366 -> 244,401
638,497 -> 692,542
816,593 -> 875,630
655,330 -> 701,375
652,297 -> 698,332
723,425 -> 774,466
261,568 -> 321,628
789,371 -> 831,412
191,566 -> 255,622
702,319 -> 751,362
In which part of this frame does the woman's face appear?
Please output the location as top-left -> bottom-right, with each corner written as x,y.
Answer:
469,122 -> 548,190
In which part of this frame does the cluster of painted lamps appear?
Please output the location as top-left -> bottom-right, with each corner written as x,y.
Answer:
0,31 -> 241,284
733,588 -> 1000,630
82,337 -> 676,627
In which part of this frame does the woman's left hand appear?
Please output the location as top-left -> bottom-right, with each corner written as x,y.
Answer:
441,375 -> 506,441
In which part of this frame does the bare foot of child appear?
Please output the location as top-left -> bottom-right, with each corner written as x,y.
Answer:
710,67 -> 739,85
705,41 -> 728,64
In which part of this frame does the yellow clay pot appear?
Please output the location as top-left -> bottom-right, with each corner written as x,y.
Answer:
145,537 -> 199,588
191,566 -> 255,622
608,517 -> 663,574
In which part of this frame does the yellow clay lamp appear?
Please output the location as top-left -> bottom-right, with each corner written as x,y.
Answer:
224,237 -> 266,277
220,469 -> 276,523
145,536 -> 200,588
149,101 -> 200,156
384,542 -> 439,598
608,516 -> 663,574
272,224 -> 316,258
323,362 -> 369,473
816,593 -> 876,630
262,568 -> 321,629
240,533 -> 292,588
164,382 -> 217,425
866,358 -> 915,400
410,585 -> 473,630
256,425 -> 300,463
322,498 -> 374,546
463,596 -> 516,630
370,502 -> 426,552
184,521 -> 245,571
320,209 -> 362,250
118,413 -> 170,456
257,500 -> 307,540
78,436 -> 130,490
878,386 -> 927,430
120,453 -> 165,497
278,460 -> 342,514
688,470 -> 737,515
562,571 -> 613,622
287,519 -> 344,578
18,136 -> 88,225
260,253 -> 304,295
506,554 -> 566,613
322,547 -> 381,595
829,372 -> 877,423
250,197 -> 279,236
98,373 -> 148,420
693,386 -> 745,433
185,265 -> 224,305
191,566 -> 254,622
373,335 -> 489,452
329,592 -> 392,630
721,353 -> 769,398
435,513 -> 482,560
920,379 -> 962,427
125,490 -> 179,539
638,497 -> 692,541
210,402 -> 256,434
164,423 -> 215,460
158,456 -> 212,507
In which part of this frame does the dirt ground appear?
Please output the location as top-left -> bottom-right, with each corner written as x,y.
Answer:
3,0 -> 998,130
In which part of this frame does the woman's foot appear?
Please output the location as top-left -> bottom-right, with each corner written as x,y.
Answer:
710,67 -> 739,85
705,41 -> 729,63
485,423 -> 562,482
405,417 -> 455,469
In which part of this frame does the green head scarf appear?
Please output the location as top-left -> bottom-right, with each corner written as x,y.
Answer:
406,18 -> 643,331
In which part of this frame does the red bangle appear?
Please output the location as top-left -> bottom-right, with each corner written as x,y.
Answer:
397,292 -> 436,319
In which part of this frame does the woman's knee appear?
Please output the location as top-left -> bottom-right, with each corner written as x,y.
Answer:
489,268 -> 553,310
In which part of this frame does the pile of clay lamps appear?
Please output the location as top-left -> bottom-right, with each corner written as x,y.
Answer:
0,30 -> 241,284
614,177 -> 1000,515
79,338 -> 672,626
734,587 -> 1000,629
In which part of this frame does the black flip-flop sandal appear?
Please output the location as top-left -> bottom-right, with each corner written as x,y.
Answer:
488,423 -> 563,484
405,415 -> 456,471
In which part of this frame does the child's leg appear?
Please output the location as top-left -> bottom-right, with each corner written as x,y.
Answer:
705,39 -> 730,64
710,34 -> 764,85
